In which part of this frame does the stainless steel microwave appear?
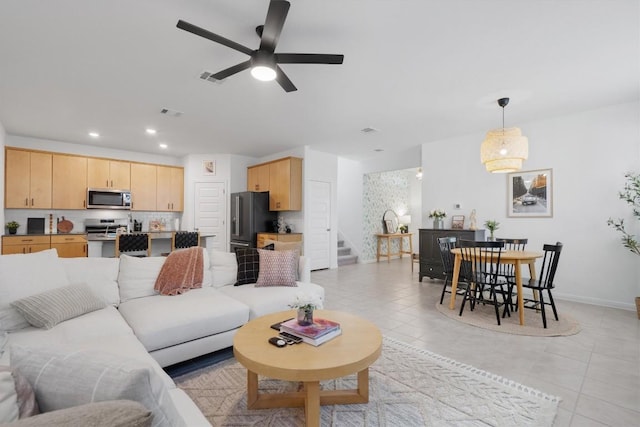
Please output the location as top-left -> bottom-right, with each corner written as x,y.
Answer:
87,188 -> 131,210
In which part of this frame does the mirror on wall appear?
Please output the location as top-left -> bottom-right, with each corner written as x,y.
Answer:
382,209 -> 399,234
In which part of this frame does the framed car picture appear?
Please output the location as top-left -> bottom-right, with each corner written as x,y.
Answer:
507,168 -> 553,217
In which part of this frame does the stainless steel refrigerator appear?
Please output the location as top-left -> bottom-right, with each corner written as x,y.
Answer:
229,191 -> 277,252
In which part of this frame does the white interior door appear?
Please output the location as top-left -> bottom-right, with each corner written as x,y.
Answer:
194,182 -> 226,251
308,180 -> 331,270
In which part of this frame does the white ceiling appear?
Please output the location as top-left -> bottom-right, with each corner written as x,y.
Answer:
0,0 -> 637,161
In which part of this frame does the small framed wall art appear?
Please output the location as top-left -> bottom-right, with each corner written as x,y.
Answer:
203,160 -> 216,176
507,168 -> 553,217
451,215 -> 465,229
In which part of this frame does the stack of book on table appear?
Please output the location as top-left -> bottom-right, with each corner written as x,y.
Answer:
280,317 -> 342,346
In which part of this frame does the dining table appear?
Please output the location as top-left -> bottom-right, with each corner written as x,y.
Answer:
449,248 -> 543,326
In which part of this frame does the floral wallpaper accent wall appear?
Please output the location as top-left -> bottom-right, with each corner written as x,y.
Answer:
362,170 -> 411,261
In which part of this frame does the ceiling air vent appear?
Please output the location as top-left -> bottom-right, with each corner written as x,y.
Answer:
160,108 -> 183,117
199,71 -> 225,85
361,127 -> 380,134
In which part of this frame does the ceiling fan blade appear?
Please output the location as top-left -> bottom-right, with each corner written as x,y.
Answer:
275,53 -> 344,64
259,0 -> 290,52
275,66 -> 297,92
212,60 -> 252,80
177,20 -> 253,56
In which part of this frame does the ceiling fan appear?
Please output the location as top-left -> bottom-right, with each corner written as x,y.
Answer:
177,0 -> 344,92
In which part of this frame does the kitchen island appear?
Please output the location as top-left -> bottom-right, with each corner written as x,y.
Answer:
86,231 -> 215,257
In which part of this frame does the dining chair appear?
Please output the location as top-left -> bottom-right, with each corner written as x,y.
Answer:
458,239 -> 511,325
496,237 -> 528,308
171,231 -> 200,252
437,237 -> 466,304
115,233 -> 151,257
520,242 -> 563,328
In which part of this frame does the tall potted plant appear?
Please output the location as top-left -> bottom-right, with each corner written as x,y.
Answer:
607,172 -> 640,317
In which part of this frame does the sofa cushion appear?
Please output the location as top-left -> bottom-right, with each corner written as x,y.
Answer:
234,248 -> 260,286
219,281 -> 325,319
118,255 -> 166,302
61,258 -> 120,306
117,288 -> 249,352
7,400 -> 152,427
256,249 -> 297,287
11,284 -> 106,330
0,366 -> 39,419
0,368 -> 19,423
0,250 -> 69,332
208,250 -> 238,288
10,345 -> 175,427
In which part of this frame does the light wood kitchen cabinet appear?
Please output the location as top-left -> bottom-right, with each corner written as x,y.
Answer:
52,154 -> 87,209
5,148 -> 52,209
257,233 -> 303,249
247,163 -> 270,192
87,158 -> 131,189
51,235 -> 87,258
130,163 -> 157,211
269,157 -> 302,211
156,165 -> 184,211
1,235 -> 51,255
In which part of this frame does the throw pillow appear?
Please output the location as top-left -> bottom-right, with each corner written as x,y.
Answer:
208,250 -> 238,288
0,249 -> 69,331
61,258 -> 120,306
10,345 -> 173,427
256,249 -> 298,287
0,366 -> 39,419
235,248 -> 260,286
263,240 -> 301,280
0,368 -> 19,423
117,255 -> 166,302
7,400 -> 152,427
11,284 -> 106,330
0,307 -> 30,333
262,243 -> 275,250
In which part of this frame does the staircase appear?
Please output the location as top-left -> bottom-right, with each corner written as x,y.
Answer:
337,239 -> 358,266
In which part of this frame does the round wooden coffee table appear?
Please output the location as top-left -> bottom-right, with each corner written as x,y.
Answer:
233,309 -> 382,427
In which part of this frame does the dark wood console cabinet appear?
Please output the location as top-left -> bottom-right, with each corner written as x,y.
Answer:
418,228 -> 486,282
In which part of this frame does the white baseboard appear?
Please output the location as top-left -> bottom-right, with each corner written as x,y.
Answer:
554,292 -> 636,312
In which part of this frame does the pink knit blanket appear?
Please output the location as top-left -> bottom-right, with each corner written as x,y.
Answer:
154,247 -> 203,296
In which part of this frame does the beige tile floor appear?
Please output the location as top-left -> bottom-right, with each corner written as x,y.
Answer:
311,259 -> 640,427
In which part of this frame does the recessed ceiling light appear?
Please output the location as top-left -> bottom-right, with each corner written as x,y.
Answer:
88,132 -> 100,138
146,128 -> 157,135
374,148 -> 384,152
159,143 -> 168,149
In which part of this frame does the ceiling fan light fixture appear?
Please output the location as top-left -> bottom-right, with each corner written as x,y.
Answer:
251,65 -> 277,81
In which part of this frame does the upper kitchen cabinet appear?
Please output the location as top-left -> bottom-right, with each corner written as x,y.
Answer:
247,163 -> 270,192
87,158 -> 130,189
130,163 -> 157,211
5,148 -> 52,209
156,165 -> 184,212
269,157 -> 302,211
52,154 -> 87,209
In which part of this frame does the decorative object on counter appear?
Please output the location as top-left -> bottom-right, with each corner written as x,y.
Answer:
382,209 -> 399,234
606,171 -> 640,318
6,221 -> 19,235
484,220 -> 500,240
49,213 -> 54,234
277,217 -> 285,234
399,215 -> 411,233
451,215 -> 465,230
289,292 -> 323,326
56,217 -> 73,234
469,209 -> 477,230
27,218 -> 45,235
149,220 -> 165,232
285,225 -> 292,233
429,209 -> 447,229
134,220 -> 142,232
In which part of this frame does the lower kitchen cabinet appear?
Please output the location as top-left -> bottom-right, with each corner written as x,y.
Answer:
2,235 -> 88,257
418,228 -> 485,282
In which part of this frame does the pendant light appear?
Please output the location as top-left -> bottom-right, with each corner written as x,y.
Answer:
480,97 -> 528,173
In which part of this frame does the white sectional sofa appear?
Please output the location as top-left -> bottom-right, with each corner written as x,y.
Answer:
0,248 -> 324,426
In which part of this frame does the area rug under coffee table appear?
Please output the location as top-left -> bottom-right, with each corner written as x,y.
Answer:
175,337 -> 560,426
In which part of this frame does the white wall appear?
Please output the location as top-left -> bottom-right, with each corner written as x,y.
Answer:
337,157 -> 363,257
422,101 -> 640,310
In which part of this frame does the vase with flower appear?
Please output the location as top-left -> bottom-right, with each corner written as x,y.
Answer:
428,209 -> 447,229
289,292 -> 323,326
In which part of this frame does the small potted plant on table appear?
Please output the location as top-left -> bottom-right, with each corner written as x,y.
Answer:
484,220 -> 500,241
6,221 -> 19,235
